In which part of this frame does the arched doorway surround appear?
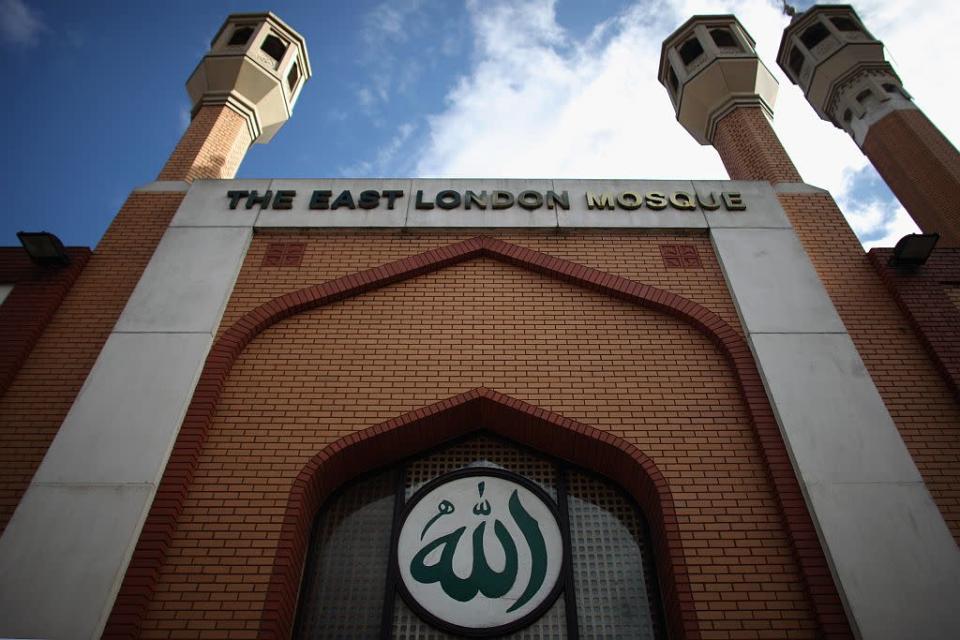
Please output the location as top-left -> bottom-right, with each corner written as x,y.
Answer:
269,388 -> 685,638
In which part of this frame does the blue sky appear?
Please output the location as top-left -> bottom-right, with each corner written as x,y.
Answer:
1,0 -> 956,249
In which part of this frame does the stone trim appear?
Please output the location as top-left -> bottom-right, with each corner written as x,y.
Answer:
193,91 -> 262,144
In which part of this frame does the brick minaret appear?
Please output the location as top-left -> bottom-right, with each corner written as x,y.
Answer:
159,12 -> 311,181
778,4 -> 960,247
658,15 -> 800,183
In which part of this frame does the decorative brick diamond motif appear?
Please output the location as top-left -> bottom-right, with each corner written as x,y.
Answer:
262,242 -> 306,267
660,244 -> 702,269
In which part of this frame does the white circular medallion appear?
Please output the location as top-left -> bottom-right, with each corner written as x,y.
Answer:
396,469 -> 564,635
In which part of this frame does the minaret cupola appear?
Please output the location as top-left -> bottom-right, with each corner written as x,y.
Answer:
777,4 -> 913,146
186,12 -> 312,144
658,15 -> 779,145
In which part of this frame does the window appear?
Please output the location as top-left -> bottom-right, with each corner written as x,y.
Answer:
710,28 -> 738,49
294,435 -> 665,639
800,22 -> 830,49
228,26 -> 254,46
667,66 -> 679,95
261,34 -> 288,63
288,62 -> 300,92
678,36 -> 704,66
788,47 -> 805,77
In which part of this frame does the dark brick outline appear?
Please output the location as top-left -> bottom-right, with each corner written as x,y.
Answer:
105,236 -> 851,639
869,248 -> 960,402
267,389 -> 686,639
0,247 -> 91,399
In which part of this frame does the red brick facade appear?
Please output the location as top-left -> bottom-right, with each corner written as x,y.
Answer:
102,232 -> 850,639
157,105 -> 252,182
868,247 -> 960,402
0,247 -> 90,399
5,21 -> 959,638
711,107 -> 802,185
862,110 -> 960,247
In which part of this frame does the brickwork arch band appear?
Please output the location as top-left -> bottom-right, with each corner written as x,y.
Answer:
267,388 -> 690,638
104,236 -> 852,639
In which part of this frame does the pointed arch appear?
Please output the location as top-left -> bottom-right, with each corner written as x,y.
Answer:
262,388 -> 690,639
105,236 -> 847,639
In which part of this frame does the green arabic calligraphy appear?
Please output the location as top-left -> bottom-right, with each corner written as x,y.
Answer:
409,489 -> 548,612
421,499 -> 454,540
504,489 -> 548,612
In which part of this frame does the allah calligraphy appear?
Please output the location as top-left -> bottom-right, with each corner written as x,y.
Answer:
410,482 -> 547,611
396,470 -> 563,635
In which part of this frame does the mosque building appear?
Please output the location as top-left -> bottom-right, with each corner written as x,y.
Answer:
0,4 -> 957,639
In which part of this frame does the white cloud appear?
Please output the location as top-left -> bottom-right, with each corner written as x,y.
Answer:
844,199 -> 920,249
358,87 -> 376,108
0,0 -> 46,46
341,122 -> 418,176
178,105 -> 192,132
405,0 -> 958,248
357,0 -> 432,109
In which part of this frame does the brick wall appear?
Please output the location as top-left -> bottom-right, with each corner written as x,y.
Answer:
862,110 -> 960,247
711,107 -> 802,185
0,247 -> 90,398
868,247 -> 960,402
129,230 -> 828,639
948,285 -> 960,310
0,192 -> 183,532
157,105 -> 252,182
778,193 -> 960,538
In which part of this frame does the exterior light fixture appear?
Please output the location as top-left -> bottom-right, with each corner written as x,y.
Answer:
17,231 -> 70,266
888,232 -> 939,269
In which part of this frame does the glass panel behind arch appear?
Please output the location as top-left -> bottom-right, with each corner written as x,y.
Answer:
568,471 -> 657,639
295,469 -> 396,639
404,435 -> 557,500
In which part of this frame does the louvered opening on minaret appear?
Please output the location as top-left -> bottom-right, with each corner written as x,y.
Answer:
288,62 -> 300,91
228,26 -> 253,46
679,37 -> 703,65
800,22 -> 829,49
710,28 -> 738,49
261,34 -> 287,63
788,47 -> 804,76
